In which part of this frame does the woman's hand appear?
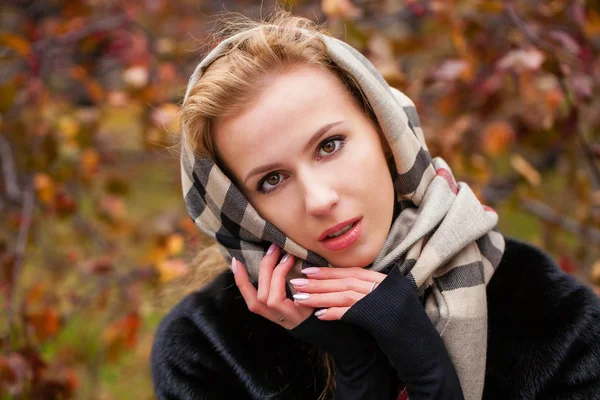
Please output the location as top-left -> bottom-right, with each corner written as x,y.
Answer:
231,244 -> 313,329
290,267 -> 387,321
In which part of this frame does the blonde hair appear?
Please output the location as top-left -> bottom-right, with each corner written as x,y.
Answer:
181,8 -> 379,161
178,6 -> 389,399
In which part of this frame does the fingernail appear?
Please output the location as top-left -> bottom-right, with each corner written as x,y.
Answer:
289,278 -> 308,286
314,309 -> 327,317
302,267 -> 320,275
230,257 -> 237,274
281,253 -> 291,263
293,293 -> 310,301
266,243 -> 278,255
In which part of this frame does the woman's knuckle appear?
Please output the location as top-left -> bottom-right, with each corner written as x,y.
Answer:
266,298 -> 278,309
247,301 -> 260,314
342,292 -> 354,304
343,278 -> 355,290
256,293 -> 267,304
259,255 -> 275,271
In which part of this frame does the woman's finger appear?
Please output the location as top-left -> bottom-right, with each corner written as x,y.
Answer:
313,307 -> 350,321
256,243 -> 280,304
301,266 -> 387,284
267,253 -> 294,309
293,290 -> 363,309
233,257 -> 312,328
232,257 -> 269,316
290,277 -> 375,295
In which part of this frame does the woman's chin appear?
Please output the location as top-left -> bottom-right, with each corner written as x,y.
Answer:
324,245 -> 378,268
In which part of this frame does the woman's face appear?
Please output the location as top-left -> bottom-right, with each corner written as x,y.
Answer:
214,65 -> 395,268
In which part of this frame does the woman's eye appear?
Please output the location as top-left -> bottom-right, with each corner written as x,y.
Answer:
317,136 -> 346,159
257,135 -> 346,195
258,172 -> 285,193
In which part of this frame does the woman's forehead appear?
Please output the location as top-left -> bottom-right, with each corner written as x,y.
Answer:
213,66 -> 360,166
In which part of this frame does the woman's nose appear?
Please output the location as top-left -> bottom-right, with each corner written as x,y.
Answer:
303,179 -> 339,216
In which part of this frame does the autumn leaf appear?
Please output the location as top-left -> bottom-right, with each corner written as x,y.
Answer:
510,154 -> 541,187
80,148 -> 100,178
0,81 -> 18,112
69,66 -> 105,103
0,33 -> 31,57
101,312 -> 141,362
55,190 -> 77,218
584,10 -> 600,38
496,48 -> 545,72
481,121 -> 515,156
25,307 -> 61,342
321,0 -> 362,19
156,258 -> 189,283
34,173 -> 56,206
166,233 -> 185,255
558,255 -> 578,274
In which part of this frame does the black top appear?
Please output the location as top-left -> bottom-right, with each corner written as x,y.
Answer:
150,238 -> 600,399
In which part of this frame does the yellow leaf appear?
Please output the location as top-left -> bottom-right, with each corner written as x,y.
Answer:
34,173 -> 55,205
510,154 -> 541,187
473,1 -> 504,14
81,148 -> 99,177
166,233 -> 184,256
584,10 -> 600,38
0,32 -> 30,57
451,21 -> 468,56
58,116 -> 79,139
157,259 -> 189,284
0,81 -> 17,112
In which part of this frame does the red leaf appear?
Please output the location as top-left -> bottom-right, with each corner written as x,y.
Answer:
558,255 -> 578,274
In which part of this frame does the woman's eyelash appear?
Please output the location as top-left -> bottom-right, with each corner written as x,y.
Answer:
256,135 -> 347,195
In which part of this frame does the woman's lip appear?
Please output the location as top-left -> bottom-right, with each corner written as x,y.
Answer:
318,216 -> 362,241
320,219 -> 362,251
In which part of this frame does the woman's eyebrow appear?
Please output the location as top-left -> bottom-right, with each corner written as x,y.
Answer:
242,120 -> 344,185
302,120 -> 344,153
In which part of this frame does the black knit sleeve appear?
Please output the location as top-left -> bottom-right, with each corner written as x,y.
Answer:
289,314 -> 399,400
341,266 -> 464,400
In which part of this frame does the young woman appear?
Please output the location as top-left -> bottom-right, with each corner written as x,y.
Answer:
150,10 -> 600,400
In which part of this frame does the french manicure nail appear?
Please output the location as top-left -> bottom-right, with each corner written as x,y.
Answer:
289,278 -> 308,286
231,257 -> 237,274
302,267 -> 320,275
293,293 -> 310,301
281,253 -> 291,263
266,243 -> 278,255
314,309 -> 327,317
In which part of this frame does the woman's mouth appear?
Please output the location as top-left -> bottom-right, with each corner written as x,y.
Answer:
320,218 -> 363,251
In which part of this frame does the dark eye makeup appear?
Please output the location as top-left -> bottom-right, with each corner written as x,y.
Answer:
255,134 -> 347,195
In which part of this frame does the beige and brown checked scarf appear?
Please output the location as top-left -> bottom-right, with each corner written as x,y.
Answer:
180,26 -> 505,399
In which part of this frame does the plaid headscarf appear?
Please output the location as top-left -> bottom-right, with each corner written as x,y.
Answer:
180,27 -> 505,400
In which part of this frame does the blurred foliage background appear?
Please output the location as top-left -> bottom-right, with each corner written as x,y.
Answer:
1,0 -> 599,398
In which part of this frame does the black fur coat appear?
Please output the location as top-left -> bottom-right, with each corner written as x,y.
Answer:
150,238 -> 600,399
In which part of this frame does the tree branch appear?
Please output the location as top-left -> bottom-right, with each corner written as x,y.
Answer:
7,185 -> 35,346
505,1 -> 600,189
520,198 -> 600,245
0,134 -> 22,201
